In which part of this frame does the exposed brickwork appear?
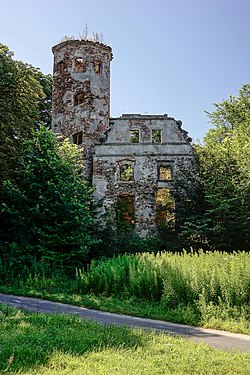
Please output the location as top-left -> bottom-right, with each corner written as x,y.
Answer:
93,115 -> 193,236
51,40 -> 194,237
52,39 -> 113,179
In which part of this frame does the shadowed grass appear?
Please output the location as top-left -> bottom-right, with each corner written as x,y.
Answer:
0,304 -> 249,375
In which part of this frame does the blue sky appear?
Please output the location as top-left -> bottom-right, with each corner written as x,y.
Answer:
1,0 -> 249,141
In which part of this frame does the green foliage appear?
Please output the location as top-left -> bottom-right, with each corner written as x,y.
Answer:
173,84 -> 250,250
24,63 -> 52,128
0,44 -> 52,187
172,157 -> 211,249
77,251 -> 250,309
1,127 -> 95,270
119,164 -> 133,181
155,188 -> 178,250
0,250 -> 249,333
199,84 -> 250,249
152,128 -> 162,143
93,217 -> 162,259
129,130 -> 139,143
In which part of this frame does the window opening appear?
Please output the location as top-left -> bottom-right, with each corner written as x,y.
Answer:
58,61 -> 64,75
158,166 -> 172,180
156,188 -> 175,230
73,92 -> 85,106
74,58 -> 86,72
120,164 -> 134,182
129,130 -> 139,143
116,195 -> 135,228
73,131 -> 83,145
152,129 -> 162,143
94,61 -> 102,74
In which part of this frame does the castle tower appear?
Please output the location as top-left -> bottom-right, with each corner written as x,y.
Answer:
51,39 -> 113,179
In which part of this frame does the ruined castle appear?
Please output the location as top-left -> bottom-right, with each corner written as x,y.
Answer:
51,39 -> 193,237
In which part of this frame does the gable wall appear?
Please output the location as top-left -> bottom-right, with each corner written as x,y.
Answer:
93,114 -> 193,237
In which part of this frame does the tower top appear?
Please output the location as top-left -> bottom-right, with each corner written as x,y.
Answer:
52,39 -> 113,60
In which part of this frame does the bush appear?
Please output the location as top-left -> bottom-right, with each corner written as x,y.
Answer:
1,127 -> 95,271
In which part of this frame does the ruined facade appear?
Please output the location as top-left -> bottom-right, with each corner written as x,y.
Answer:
52,39 -> 194,237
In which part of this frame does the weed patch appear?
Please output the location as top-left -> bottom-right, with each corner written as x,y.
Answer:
0,250 -> 249,334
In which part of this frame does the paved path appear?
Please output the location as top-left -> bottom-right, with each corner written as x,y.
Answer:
0,293 -> 249,352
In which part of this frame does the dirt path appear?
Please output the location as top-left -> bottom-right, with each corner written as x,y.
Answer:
0,293 -> 249,352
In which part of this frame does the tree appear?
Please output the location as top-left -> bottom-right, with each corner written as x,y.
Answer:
24,63 -> 52,128
172,157 -> 211,250
199,84 -> 250,249
1,127 -> 94,269
0,44 -> 52,185
173,84 -> 250,250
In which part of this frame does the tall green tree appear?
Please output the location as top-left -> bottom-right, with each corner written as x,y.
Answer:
22,63 -> 52,128
0,44 -> 52,184
173,84 -> 250,250
1,127 -> 94,269
172,157 -> 211,249
199,84 -> 250,249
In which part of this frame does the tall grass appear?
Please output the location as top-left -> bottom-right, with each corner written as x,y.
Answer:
1,250 -> 249,332
76,251 -> 250,307
76,250 -> 250,327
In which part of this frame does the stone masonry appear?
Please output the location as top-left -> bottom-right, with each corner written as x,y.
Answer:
51,39 -> 194,237
52,39 -> 113,179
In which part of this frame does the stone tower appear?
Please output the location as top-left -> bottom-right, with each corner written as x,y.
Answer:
51,39 -> 113,179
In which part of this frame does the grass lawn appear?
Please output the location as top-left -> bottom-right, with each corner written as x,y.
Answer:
0,304 -> 249,375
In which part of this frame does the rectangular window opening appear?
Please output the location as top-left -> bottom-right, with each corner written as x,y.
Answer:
117,195 -> 135,227
152,129 -> 162,143
74,58 -> 86,72
158,166 -> 172,181
94,61 -> 102,74
156,188 -> 175,231
74,92 -> 85,106
73,131 -> 83,145
59,61 -> 64,75
129,130 -> 139,143
120,164 -> 134,182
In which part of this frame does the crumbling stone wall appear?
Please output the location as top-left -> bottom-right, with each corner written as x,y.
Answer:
51,40 -> 194,237
52,39 -> 113,178
93,114 -> 193,237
